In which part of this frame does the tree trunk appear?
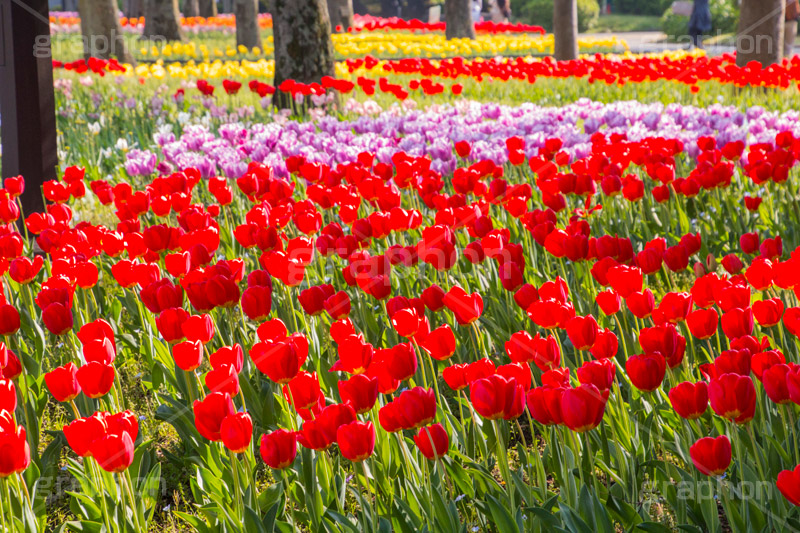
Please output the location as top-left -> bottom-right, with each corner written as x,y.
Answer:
221,0 -> 233,12
124,0 -> 143,18
78,0 -> 135,63
327,0 -> 353,32
736,0 -> 785,67
553,0 -> 578,61
444,0 -> 475,39
199,0 -> 217,17
184,0 -> 200,17
235,0 -> 262,49
272,0 -> 336,109
142,0 -> 185,41
64,0 -> 79,11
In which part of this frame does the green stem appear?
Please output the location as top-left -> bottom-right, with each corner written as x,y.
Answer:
492,419 -> 515,510
362,461 -> 377,532
788,406 -> 800,465
353,462 -> 370,532
229,448 -> 243,520
280,469 -> 297,529
0,478 -> 10,533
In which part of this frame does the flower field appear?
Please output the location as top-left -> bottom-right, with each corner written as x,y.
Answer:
5,11 -> 800,533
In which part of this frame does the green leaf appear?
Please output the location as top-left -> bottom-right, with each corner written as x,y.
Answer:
636,522 -> 674,533
244,505 -> 267,533
487,494 -> 518,533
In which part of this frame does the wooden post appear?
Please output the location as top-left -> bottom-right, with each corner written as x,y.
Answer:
0,0 -> 57,215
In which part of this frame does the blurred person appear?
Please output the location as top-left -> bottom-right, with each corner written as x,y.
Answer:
490,0 -> 511,23
472,0 -> 483,22
786,0 -> 800,58
688,0 -> 711,49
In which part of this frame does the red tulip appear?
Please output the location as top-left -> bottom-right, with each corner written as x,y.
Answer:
443,286 -> 483,325
76,362 -> 115,399
576,359 -> 615,391
720,307 -> 754,339
721,254 -> 744,274
45,363 -> 81,402
657,292 -> 692,324
379,387 -> 436,431
470,374 -> 525,420
566,315 -> 599,351
91,432 -> 134,473
337,421 -> 375,462
205,364 -> 240,396
182,314 -> 215,344
590,329 -> 618,360
172,340 -> 203,372
220,412 -> 253,454
0,305 -> 20,336
140,279 -> 183,314
260,429 -> 298,469
315,403 -> 357,445
321,291 -> 350,319
83,337 -> 116,365
686,308 -> 718,340
380,343 -> 416,382
689,435 -> 731,476
639,324 -> 686,368
9,256 -> 43,284
0,426 -> 30,477
763,364 -> 793,404
250,340 -> 302,384
421,324 -> 456,361
595,290 -> 620,315
560,384 -> 607,432
241,285 -> 272,321
753,298 -> 784,327
778,464 -> 800,506
422,284 -> 446,312
391,307 -> 423,338
283,371 -> 322,410
514,283 -> 539,310
338,374 -> 379,414
193,392 -> 236,442
413,423 -> 449,460
210,344 -> 244,372
607,264 -> 643,298
668,381 -> 708,419
751,349 -> 785,380
63,412 -> 107,457
156,307 -> 190,344
626,353 -> 666,392
330,334 -> 373,375
526,385 -> 565,426
714,349 -> 751,376
42,303 -> 73,336
708,373 -> 756,424
740,232 -> 760,255
622,288 -> 653,320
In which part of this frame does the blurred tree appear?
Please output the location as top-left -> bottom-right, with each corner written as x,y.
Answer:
328,0 -> 354,31
235,0 -> 262,48
78,0 -> 135,62
445,0 -> 476,39
554,0 -> 578,60
199,0 -> 218,16
272,0 -> 336,109
142,0 -> 185,41
123,0 -> 143,18
184,0 -> 200,17
736,0 -> 785,67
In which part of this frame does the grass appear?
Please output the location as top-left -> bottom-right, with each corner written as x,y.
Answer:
587,14 -> 662,34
